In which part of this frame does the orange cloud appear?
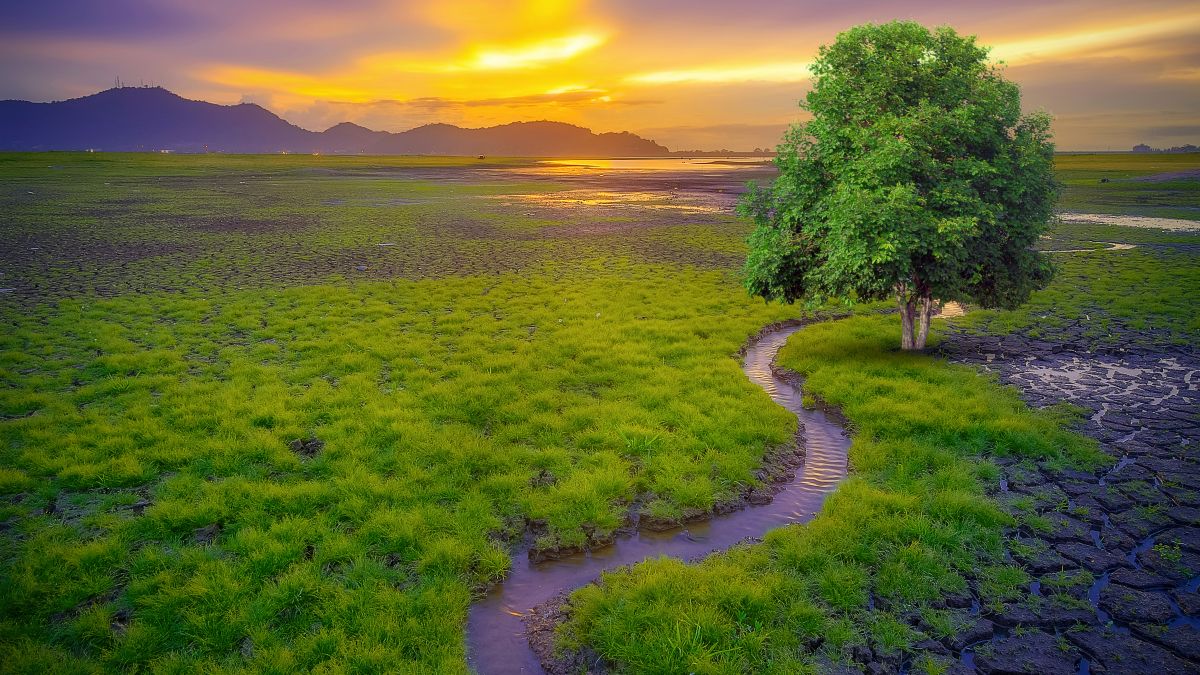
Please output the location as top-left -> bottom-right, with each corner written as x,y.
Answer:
990,15 -> 1200,64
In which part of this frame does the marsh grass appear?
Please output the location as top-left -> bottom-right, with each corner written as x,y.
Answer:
560,314 -> 1105,671
960,226 -> 1200,342
0,153 -> 815,672
559,154 -> 1198,670
1,151 -> 1195,672
0,264 -> 815,672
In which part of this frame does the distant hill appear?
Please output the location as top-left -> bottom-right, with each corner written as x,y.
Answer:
0,87 -> 672,156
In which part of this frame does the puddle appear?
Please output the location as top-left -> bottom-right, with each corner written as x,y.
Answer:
465,322 -> 851,673
536,158 -> 773,172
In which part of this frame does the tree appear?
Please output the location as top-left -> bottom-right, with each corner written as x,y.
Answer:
740,21 -> 1057,350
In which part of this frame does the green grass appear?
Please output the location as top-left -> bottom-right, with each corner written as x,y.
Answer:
0,271 -> 807,673
0,151 -> 1195,672
559,314 -> 1104,671
1060,151 -> 1200,219
1054,152 -> 1200,221
0,153 -> 810,672
557,154 -> 1199,671
960,222 -> 1200,343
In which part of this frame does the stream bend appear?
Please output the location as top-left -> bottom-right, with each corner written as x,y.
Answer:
465,320 -> 852,674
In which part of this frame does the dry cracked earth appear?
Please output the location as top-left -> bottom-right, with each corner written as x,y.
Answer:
916,322 -> 1200,674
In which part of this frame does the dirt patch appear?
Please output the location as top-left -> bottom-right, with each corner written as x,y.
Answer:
193,522 -> 222,545
930,321 -> 1200,672
523,592 -> 609,675
288,437 -> 324,459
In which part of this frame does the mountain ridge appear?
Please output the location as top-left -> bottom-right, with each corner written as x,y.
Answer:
0,87 -> 673,156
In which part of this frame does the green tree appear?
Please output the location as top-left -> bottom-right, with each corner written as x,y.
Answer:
741,21 -> 1057,350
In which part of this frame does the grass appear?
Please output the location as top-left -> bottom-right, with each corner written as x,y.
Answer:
559,153 -> 1199,671
0,153 -> 807,672
0,151 -> 1196,672
959,229 -> 1200,343
1055,152 -> 1200,221
559,314 -> 1105,671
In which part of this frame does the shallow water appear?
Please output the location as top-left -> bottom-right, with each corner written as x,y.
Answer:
464,322 -> 851,674
537,157 -> 774,172
485,189 -> 729,214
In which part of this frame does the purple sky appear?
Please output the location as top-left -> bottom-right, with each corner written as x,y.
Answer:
2,0 -> 1197,150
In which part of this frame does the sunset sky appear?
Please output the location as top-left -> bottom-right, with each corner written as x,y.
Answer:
2,0 -> 1198,151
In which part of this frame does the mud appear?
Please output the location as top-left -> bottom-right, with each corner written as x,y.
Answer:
922,319 -> 1200,673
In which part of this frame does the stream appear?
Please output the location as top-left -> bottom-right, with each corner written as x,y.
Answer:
465,321 -> 852,673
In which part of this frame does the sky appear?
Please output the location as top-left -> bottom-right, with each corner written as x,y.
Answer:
1,0 -> 1198,151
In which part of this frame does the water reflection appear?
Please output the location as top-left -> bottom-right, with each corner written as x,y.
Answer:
538,157 -> 774,172
486,189 -> 728,214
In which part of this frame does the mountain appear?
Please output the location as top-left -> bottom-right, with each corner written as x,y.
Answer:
318,121 -> 390,154
0,87 -> 671,156
0,87 -> 314,153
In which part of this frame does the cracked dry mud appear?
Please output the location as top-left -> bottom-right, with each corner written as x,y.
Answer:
921,323 -> 1200,674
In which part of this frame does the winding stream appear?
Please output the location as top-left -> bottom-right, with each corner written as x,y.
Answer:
465,322 -> 852,674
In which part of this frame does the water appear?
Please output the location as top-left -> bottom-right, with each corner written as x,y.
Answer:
537,157 -> 774,172
465,322 -> 851,673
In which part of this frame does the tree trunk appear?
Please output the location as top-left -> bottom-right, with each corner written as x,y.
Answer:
897,290 -> 915,350
914,295 -> 933,350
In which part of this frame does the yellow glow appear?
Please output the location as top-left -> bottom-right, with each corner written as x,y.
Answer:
464,33 -> 604,70
627,62 -> 812,84
174,1 -> 1198,149
418,0 -> 587,36
990,15 -> 1200,64
199,65 -> 377,102
546,84 -> 591,95
1161,66 -> 1200,81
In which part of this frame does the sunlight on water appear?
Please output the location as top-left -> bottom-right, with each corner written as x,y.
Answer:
485,189 -> 728,213
537,157 -> 774,172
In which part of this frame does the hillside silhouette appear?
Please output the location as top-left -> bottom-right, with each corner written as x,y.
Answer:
0,87 -> 672,156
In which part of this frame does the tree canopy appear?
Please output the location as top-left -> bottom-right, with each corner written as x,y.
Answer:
741,21 -> 1057,349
